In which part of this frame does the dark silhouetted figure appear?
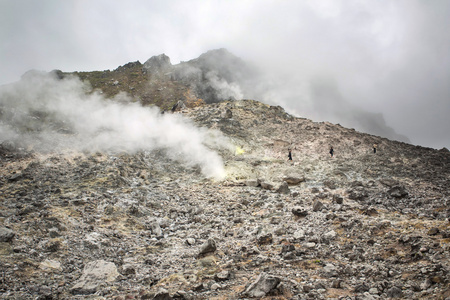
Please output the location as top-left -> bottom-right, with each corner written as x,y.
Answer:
373,144 -> 377,154
288,149 -> 292,161
329,146 -> 334,158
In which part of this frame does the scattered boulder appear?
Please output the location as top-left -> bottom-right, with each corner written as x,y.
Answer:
323,180 -> 336,189
197,256 -> 217,268
292,207 -> 308,217
8,173 -> 23,182
331,279 -> 342,288
323,230 -> 337,241
120,264 -> 136,276
257,233 -> 273,245
260,181 -> 274,190
388,186 -> 408,198
243,272 -> 281,298
293,229 -> 306,239
198,238 -> 216,256
322,263 -> 338,277
280,244 -> 295,254
427,227 -> 439,236
354,283 -> 370,293
149,220 -> 163,237
0,227 -> 15,242
348,188 -> 368,201
171,100 -> 186,112
40,259 -> 62,271
215,270 -> 231,281
282,176 -> 305,185
276,181 -> 290,194
313,200 -> 325,212
245,179 -> 260,187
186,238 -> 196,245
386,286 -> 403,298
222,108 -> 233,119
363,207 -> 379,216
379,178 -> 398,187
152,288 -> 172,300
71,260 -> 119,295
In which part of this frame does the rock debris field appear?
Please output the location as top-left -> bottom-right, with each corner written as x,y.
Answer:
0,100 -> 449,299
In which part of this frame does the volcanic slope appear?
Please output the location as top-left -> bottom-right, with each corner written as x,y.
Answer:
67,48 -> 253,111
0,99 -> 449,299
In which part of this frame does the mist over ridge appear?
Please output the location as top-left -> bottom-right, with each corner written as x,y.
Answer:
68,49 -> 412,146
2,47 -> 447,171
0,70 -> 229,179
2,1 -> 449,150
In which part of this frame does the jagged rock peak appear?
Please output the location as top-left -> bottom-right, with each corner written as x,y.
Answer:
114,61 -> 142,72
142,53 -> 172,74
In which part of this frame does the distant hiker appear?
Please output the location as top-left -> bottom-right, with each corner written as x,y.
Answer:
373,143 -> 377,154
329,146 -> 334,158
288,149 -> 292,161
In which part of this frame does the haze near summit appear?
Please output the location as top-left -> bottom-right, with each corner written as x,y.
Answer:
1,0 -> 449,149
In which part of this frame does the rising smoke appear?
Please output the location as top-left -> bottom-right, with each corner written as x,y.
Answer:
170,49 -> 249,103
258,75 -> 412,143
169,49 -> 411,143
0,71 -> 228,179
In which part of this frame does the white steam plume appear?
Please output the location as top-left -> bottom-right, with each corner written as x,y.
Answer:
0,71 -> 227,179
205,71 -> 243,100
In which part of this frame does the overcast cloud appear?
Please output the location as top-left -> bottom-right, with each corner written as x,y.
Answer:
1,0 -> 449,149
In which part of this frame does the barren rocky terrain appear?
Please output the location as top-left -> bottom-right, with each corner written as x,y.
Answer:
1,99 -> 449,299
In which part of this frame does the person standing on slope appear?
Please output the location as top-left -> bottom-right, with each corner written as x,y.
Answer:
329,146 -> 334,158
288,148 -> 293,161
373,143 -> 377,154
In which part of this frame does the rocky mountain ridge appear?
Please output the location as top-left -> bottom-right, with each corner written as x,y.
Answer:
0,98 -> 449,299
9,48 -> 412,145
65,49 -> 252,111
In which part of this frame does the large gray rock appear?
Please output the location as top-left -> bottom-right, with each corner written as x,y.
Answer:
292,207 -> 308,217
386,286 -> 403,298
283,176 -> 305,185
142,54 -> 172,74
149,220 -> 163,237
245,179 -> 260,187
198,238 -> 216,256
243,272 -> 281,298
276,181 -> 290,194
222,108 -> 233,119
388,186 -> 408,198
171,100 -> 186,112
260,181 -> 274,190
257,233 -> 273,245
0,227 -> 15,242
313,200 -> 325,212
71,260 -> 119,295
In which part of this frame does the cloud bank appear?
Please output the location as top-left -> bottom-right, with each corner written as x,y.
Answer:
0,72 -> 227,179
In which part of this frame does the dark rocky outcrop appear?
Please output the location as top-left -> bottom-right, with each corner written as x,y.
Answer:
0,227 -> 15,242
142,54 -> 172,75
243,272 -> 282,298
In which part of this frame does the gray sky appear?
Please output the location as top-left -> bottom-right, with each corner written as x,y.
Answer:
1,0 -> 449,149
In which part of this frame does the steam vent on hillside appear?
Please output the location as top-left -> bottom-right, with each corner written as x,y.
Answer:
0,50 -> 449,299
